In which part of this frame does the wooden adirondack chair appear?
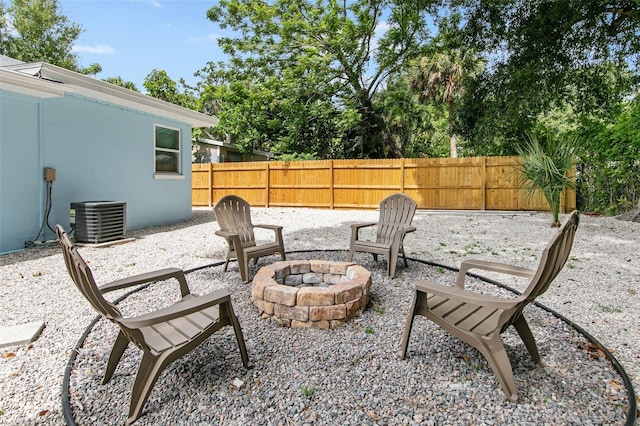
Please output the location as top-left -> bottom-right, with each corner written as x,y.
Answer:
213,195 -> 286,283
398,210 -> 580,402
348,193 -> 417,278
56,225 -> 250,425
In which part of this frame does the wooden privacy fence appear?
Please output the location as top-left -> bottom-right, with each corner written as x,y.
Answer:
192,156 -> 576,212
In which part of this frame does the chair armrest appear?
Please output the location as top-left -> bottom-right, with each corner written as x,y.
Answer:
393,226 -> 416,241
99,267 -> 190,297
350,222 -> 377,232
350,222 -> 377,242
215,230 -> 238,238
121,288 -> 231,328
253,224 -> 283,232
416,280 -> 519,310
456,259 -> 536,288
349,222 -> 376,249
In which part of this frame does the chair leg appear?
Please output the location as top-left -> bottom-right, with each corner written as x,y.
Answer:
347,247 -> 355,262
223,255 -> 230,272
388,246 -> 400,278
126,352 -> 166,426
236,250 -> 249,283
239,260 -> 249,283
478,335 -> 519,402
401,245 -> 408,267
398,291 -> 419,359
103,330 -> 130,384
513,314 -> 541,364
227,302 -> 251,369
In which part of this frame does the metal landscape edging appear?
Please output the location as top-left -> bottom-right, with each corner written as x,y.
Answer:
62,252 -> 637,426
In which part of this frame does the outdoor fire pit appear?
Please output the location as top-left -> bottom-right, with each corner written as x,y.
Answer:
250,260 -> 372,329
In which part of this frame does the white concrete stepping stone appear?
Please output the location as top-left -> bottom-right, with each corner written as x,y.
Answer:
0,321 -> 45,348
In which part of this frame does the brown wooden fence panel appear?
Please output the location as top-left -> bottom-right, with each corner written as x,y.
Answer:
209,162 -> 269,206
333,159 -> 404,209
485,156 -> 536,210
404,157 -> 484,209
192,156 -> 576,211
268,160 -> 333,208
192,163 -> 212,207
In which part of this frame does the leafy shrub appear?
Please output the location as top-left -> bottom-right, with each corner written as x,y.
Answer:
575,100 -> 640,215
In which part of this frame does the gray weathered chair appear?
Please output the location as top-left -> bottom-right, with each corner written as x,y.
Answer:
56,225 -> 250,425
398,210 -> 579,402
213,195 -> 286,283
348,193 -> 417,278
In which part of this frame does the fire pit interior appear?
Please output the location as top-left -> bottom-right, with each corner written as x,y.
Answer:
251,260 -> 372,329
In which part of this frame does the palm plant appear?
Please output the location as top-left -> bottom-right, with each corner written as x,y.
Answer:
516,132 -> 577,226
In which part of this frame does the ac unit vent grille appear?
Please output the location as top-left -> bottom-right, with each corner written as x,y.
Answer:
71,201 -> 126,244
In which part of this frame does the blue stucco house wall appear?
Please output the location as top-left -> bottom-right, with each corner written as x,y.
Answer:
0,56 -> 216,253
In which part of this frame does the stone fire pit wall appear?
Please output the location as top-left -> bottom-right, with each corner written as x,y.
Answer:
250,260 -> 372,329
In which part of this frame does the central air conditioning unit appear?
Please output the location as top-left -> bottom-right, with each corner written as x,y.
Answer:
70,201 -> 126,244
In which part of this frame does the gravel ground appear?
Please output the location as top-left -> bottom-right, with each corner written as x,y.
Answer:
0,207 -> 638,425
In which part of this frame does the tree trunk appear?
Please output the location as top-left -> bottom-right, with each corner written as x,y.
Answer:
449,133 -> 458,159
448,100 -> 457,158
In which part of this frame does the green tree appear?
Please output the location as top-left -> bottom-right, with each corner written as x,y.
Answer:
451,0 -> 640,154
408,47 -> 483,158
103,76 -> 139,91
374,74 -> 447,158
78,62 -> 102,76
407,15 -> 484,158
574,98 -> 640,215
143,69 -> 195,109
203,0 -> 434,159
0,0 -> 82,70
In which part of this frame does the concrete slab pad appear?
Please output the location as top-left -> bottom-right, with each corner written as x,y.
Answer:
0,321 -> 45,348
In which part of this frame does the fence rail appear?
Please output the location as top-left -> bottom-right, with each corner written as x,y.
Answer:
192,156 -> 576,211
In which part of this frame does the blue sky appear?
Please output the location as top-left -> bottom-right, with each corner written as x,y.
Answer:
60,0 -> 229,91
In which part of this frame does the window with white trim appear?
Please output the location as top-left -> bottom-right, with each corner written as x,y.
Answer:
154,125 -> 181,174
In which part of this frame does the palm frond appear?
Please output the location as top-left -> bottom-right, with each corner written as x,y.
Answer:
516,131 -> 577,225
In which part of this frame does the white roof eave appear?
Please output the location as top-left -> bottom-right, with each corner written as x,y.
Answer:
0,68 -> 67,98
4,62 -> 217,128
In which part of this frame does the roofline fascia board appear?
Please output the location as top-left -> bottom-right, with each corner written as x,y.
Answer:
40,63 -> 217,128
0,68 -> 66,98
5,61 -> 217,128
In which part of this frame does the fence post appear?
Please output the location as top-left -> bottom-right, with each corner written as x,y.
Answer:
208,163 -> 213,207
481,157 -> 486,211
401,159 -> 405,194
330,160 -> 334,209
265,162 -> 270,207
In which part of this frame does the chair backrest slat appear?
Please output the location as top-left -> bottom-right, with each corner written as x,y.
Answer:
523,211 -> 579,302
214,195 -> 257,248
56,225 -> 122,320
376,194 -> 417,245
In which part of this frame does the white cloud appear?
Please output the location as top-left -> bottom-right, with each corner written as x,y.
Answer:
72,45 -> 115,54
135,0 -> 163,8
186,33 -> 220,44
375,21 -> 391,37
